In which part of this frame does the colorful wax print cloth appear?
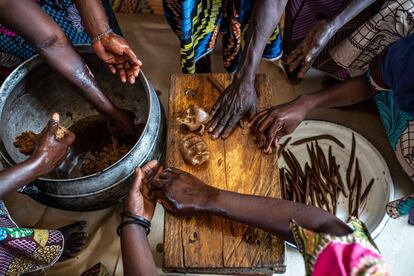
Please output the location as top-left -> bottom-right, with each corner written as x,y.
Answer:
0,0 -> 122,83
0,200 -> 63,276
332,0 -> 414,78
290,218 -> 389,276
163,0 -> 282,73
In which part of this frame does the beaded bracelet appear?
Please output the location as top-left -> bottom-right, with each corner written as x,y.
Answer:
91,28 -> 113,43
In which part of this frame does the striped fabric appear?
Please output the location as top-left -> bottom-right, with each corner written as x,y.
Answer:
164,0 -> 282,73
282,0 -> 386,80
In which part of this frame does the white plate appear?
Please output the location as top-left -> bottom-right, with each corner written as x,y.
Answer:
279,120 -> 394,240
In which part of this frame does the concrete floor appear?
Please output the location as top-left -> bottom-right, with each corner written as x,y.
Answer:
115,13 -> 414,276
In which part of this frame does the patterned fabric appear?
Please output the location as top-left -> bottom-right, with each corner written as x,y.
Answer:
290,218 -> 389,276
386,195 -> 414,218
110,0 -> 164,15
366,71 -> 414,222
0,0 -> 122,83
282,0 -> 387,80
0,200 -> 63,276
163,0 -> 282,73
81,262 -> 110,276
332,0 -> 414,77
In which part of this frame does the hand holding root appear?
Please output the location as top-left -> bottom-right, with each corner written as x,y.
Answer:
31,113 -> 76,174
249,97 -> 309,153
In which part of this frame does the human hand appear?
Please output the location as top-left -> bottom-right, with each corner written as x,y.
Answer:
124,160 -> 163,221
92,31 -> 142,84
209,78 -> 257,139
286,20 -> 333,79
31,113 -> 75,174
249,96 -> 310,153
148,167 -> 219,216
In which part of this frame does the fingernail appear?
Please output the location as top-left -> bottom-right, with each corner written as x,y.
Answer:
52,113 -> 60,122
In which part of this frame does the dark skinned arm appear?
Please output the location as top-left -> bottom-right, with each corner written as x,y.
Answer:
0,113 -> 75,199
209,0 -> 287,139
250,76 -> 374,152
0,0 -> 135,136
121,161 -> 161,276
74,0 -> 142,84
149,167 -> 352,245
287,0 -> 376,78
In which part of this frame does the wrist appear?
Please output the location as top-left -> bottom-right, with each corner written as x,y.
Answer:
25,155 -> 49,177
203,188 -> 227,215
234,69 -> 255,84
297,93 -> 318,111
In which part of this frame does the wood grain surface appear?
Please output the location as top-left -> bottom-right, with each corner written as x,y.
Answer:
164,73 -> 286,274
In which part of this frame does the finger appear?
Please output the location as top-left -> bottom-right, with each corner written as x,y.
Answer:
47,112 -> 60,135
297,57 -> 313,79
212,112 -> 232,139
149,189 -> 162,200
288,54 -> 304,73
62,130 -> 76,145
141,160 -> 161,181
264,123 -> 283,152
286,46 -> 302,65
148,178 -> 167,190
133,65 -> 140,77
221,114 -> 241,139
125,48 -> 142,66
127,70 -> 136,84
208,109 -> 223,133
258,116 -> 276,133
124,62 -> 131,70
108,64 -> 116,74
209,99 -> 222,119
117,64 -> 127,83
130,167 -> 143,193
248,108 -> 269,126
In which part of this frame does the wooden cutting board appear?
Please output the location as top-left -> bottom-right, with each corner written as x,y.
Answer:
164,73 -> 286,275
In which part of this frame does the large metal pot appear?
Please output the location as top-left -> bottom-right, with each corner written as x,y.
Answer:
0,46 -> 165,211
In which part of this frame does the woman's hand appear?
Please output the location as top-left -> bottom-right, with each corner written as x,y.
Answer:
209,78 -> 257,139
148,167 -> 220,216
286,20 -> 333,79
249,96 -> 311,153
93,32 -> 142,84
124,160 -> 162,221
31,113 -> 76,175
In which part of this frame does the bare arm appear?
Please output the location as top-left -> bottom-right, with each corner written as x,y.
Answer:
150,168 -> 352,245
209,0 -> 287,139
0,0 -> 135,135
74,0 -> 142,84
0,113 -> 74,199
250,76 -> 374,151
287,0 -> 377,78
121,161 -> 161,276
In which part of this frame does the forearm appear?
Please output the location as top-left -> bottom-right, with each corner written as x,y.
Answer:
330,0 -> 376,30
0,0 -> 121,118
205,189 -> 351,244
0,158 -> 44,199
236,0 -> 287,81
74,0 -> 110,38
303,76 -> 373,110
121,222 -> 158,276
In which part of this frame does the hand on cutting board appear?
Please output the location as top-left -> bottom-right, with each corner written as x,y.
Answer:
208,78 -> 257,139
93,31 -> 142,84
148,167 -> 219,216
249,96 -> 310,153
